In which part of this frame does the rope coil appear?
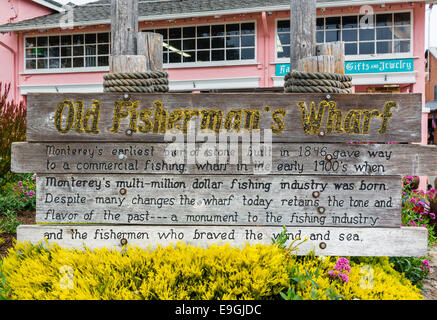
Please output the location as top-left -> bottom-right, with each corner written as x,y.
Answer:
284,71 -> 353,94
103,71 -> 170,93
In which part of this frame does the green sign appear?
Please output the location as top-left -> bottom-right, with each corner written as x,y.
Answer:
276,58 -> 414,76
345,58 -> 414,74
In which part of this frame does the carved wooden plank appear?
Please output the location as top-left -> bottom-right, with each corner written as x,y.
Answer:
25,93 -> 422,143
35,174 -> 401,227
12,142 -> 437,176
16,225 -> 428,257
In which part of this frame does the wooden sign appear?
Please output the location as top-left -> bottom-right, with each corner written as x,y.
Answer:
36,174 -> 401,227
12,142 -> 437,176
17,225 -> 428,257
26,93 -> 422,143
13,92 -> 430,257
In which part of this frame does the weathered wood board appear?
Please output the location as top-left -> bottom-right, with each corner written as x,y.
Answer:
26,93 -> 422,143
16,225 -> 428,257
36,174 -> 401,227
12,142 -> 437,176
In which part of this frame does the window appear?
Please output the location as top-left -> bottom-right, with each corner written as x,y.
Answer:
143,22 -> 256,64
25,32 -> 111,71
276,12 -> 411,59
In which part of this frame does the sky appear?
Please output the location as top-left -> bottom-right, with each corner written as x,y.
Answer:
56,0 -> 437,49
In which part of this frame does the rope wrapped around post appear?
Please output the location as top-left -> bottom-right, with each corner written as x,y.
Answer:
284,71 -> 353,94
103,71 -> 170,93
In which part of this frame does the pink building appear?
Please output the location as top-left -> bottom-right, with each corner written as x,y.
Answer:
0,0 -> 435,143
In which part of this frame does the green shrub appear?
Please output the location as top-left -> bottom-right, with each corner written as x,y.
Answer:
0,83 -> 26,188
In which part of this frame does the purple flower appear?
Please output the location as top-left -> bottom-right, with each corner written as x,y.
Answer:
337,273 -> 349,283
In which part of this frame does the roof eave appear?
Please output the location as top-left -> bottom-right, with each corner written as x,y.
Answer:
32,0 -> 63,13
1,0 -> 436,33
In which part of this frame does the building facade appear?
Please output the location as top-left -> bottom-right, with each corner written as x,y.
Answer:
0,0 -> 434,144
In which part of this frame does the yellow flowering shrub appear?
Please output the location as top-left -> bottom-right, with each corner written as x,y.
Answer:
0,241 -> 423,300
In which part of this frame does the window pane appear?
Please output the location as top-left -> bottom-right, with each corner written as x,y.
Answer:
376,27 -> 392,40
183,39 -> 195,50
342,16 -> 358,29
197,26 -> 210,37
183,51 -> 195,63
36,48 -> 48,58
169,28 -> 181,38
394,40 -> 410,53
26,48 -> 36,58
226,36 -> 239,48
85,34 -> 96,44
359,42 -> 375,54
169,52 -> 182,63
197,50 -> 210,62
26,38 -> 36,48
61,35 -> 71,45
316,31 -> 324,43
73,46 -> 84,56
343,29 -> 357,42
183,27 -> 195,38
162,52 -> 168,64
212,37 -> 224,49
212,25 -> 225,36
345,43 -> 358,55
98,44 -> 109,55
61,58 -> 72,68
316,18 -> 324,30
169,40 -> 182,51
360,28 -> 375,41
241,35 -> 255,47
73,57 -> 84,67
277,33 -> 289,46
49,59 -> 60,68
49,47 -> 60,57
37,37 -> 48,47
86,56 -> 96,67
326,30 -> 340,42
277,20 -> 290,33
376,14 -> 392,27
98,56 -> 109,66
226,24 -> 239,35
49,36 -> 60,46
212,50 -> 224,61
73,34 -> 84,45
241,48 -> 255,60
37,59 -> 48,69
277,46 -> 290,59
394,12 -> 410,25
26,59 -> 36,69
394,26 -> 411,40
98,33 -> 109,43
241,23 -> 255,34
61,47 -> 71,56
377,41 -> 392,54
197,38 -> 210,49
86,45 -> 96,55
226,49 -> 239,60
326,17 -> 341,29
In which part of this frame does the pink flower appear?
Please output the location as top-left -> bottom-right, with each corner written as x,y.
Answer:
337,273 -> 349,283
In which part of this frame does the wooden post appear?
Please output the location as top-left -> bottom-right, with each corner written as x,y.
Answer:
110,0 -> 138,56
290,0 -> 316,71
137,32 -> 163,72
316,42 -> 346,74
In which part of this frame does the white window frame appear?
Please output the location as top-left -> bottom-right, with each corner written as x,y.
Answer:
23,31 -> 111,74
141,20 -> 258,69
275,9 -> 414,63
